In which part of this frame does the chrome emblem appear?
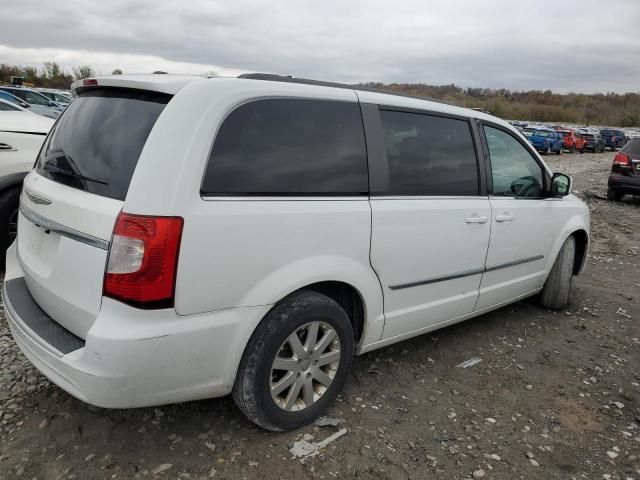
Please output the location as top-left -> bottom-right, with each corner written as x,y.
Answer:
24,189 -> 52,205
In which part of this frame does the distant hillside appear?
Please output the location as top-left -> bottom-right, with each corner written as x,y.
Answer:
361,83 -> 640,127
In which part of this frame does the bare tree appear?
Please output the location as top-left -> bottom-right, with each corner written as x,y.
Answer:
72,65 -> 95,80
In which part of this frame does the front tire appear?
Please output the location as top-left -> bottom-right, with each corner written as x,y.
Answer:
540,236 -> 575,310
233,290 -> 354,431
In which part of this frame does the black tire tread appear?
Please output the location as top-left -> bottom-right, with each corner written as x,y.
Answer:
540,236 -> 575,310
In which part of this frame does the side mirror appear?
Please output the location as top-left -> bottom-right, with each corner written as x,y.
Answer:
550,172 -> 572,197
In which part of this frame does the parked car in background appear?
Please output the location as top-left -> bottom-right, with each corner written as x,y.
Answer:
607,138 -> 640,201
37,89 -> 72,107
528,129 -> 563,155
0,90 -> 60,119
0,87 -> 62,118
0,102 -> 54,257
521,126 -> 537,137
582,132 -> 606,152
558,129 -> 586,153
600,129 -> 628,151
0,90 -> 30,110
2,74 -> 589,431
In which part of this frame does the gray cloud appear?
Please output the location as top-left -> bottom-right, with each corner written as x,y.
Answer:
2,0 -> 639,92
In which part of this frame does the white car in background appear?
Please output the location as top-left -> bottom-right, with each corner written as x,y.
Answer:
0,99 -> 54,257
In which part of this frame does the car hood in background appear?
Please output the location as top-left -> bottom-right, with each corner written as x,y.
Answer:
0,111 -> 55,134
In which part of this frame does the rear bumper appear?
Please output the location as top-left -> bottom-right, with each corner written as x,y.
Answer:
608,174 -> 640,193
3,243 -> 271,408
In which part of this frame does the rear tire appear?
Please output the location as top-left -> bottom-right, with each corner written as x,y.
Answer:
540,236 -> 575,310
0,187 -> 21,266
233,290 -> 354,431
607,187 -> 624,202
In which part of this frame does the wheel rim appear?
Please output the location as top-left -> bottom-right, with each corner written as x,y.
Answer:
270,321 -> 341,412
8,208 -> 18,243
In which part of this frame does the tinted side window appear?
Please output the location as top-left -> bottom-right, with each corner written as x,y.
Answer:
0,102 -> 19,111
202,99 -> 368,195
378,110 -> 479,196
484,126 -> 544,198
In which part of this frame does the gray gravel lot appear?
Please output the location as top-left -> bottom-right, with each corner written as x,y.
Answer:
1,151 -> 639,480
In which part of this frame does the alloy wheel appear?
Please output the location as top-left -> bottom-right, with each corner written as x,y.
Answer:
270,321 -> 341,411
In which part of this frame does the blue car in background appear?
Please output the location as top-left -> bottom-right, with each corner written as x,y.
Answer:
528,129 -> 563,155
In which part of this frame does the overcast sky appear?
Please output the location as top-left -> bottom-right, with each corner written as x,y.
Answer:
2,0 -> 639,93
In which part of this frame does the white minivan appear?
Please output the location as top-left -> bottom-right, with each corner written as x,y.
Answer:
3,74 -> 589,431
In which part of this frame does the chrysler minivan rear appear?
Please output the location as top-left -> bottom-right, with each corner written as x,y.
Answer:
3,78 -> 270,408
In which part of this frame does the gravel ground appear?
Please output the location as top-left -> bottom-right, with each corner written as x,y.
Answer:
1,150 -> 639,480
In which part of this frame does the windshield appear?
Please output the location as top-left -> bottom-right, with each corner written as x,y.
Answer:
35,88 -> 171,200
533,130 -> 553,137
22,90 -> 52,106
560,131 -> 571,137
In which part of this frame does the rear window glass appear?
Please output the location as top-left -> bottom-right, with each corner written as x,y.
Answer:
35,88 -> 171,201
622,138 -> 640,157
378,110 -> 479,196
202,98 -> 368,195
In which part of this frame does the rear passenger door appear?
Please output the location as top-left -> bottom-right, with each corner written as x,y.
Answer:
363,105 -> 492,339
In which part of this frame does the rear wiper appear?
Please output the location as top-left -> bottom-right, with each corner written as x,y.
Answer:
43,163 -> 109,185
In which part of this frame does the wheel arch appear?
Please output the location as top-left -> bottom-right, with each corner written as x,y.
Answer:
544,213 -> 590,279
293,281 -> 366,344
571,228 -> 589,275
0,172 -> 27,195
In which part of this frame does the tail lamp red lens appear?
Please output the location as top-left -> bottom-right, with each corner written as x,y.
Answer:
104,212 -> 184,309
613,153 -> 630,166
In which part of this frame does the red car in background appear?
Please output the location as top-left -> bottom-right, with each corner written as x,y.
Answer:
557,129 -> 586,153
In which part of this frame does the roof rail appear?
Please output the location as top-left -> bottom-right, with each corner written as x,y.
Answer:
237,73 -> 449,105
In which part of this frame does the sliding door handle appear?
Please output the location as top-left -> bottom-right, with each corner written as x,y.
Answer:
465,215 -> 489,224
495,213 -> 514,222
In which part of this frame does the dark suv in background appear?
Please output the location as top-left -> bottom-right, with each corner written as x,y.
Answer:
582,132 -> 606,153
608,138 -> 640,201
600,129 -> 628,151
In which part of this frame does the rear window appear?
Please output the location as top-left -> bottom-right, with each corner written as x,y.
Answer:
202,98 -> 368,195
36,88 -> 171,201
621,138 -> 640,157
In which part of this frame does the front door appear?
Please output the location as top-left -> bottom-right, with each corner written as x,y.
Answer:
366,107 -> 491,340
476,124 -> 561,310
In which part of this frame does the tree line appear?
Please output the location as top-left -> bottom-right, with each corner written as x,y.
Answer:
363,83 -> 639,127
1,63 -> 637,127
0,63 -> 122,90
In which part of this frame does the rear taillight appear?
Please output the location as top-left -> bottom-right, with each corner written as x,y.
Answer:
613,153 -> 630,166
83,78 -> 98,86
104,212 -> 184,309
